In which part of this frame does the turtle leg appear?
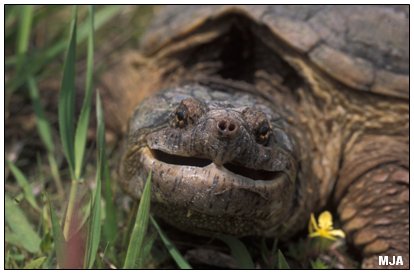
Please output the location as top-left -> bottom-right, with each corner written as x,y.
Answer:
337,163 -> 409,269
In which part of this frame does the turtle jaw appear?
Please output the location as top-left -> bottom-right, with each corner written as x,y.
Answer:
125,146 -> 296,236
143,146 -> 288,192
150,148 -> 283,181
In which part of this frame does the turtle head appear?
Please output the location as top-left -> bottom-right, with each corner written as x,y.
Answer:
119,85 -> 299,236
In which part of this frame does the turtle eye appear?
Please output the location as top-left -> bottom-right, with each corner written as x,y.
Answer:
256,122 -> 271,145
174,104 -> 188,128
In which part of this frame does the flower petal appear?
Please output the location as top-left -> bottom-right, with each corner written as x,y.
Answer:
329,229 -> 346,238
321,233 -> 336,241
309,232 -> 321,238
318,211 -> 333,230
309,213 -> 318,235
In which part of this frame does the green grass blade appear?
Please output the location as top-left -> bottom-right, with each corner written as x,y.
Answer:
7,5 -> 34,107
14,5 -> 33,78
16,5 -> 34,55
84,172 -> 102,268
92,55 -> 117,246
6,5 -> 20,31
6,160 -> 40,212
262,238 -> 280,268
47,152 -> 64,197
5,195 -> 41,253
58,6 -> 78,175
74,5 -> 95,179
103,160 -> 117,244
24,256 -> 47,269
123,171 -> 152,269
136,230 -> 157,268
78,6 -> 122,43
27,76 -> 64,196
84,92 -> 104,269
27,76 -> 54,152
277,249 -> 290,269
150,215 -> 192,269
48,196 -> 66,268
218,235 -> 254,269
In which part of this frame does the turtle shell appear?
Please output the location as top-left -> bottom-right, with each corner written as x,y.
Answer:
140,5 -> 408,99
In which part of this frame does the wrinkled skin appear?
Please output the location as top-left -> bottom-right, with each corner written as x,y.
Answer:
102,5 -> 409,269
119,85 -> 310,237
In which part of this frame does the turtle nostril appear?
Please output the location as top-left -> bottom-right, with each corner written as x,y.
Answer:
218,121 -> 227,131
217,118 -> 239,137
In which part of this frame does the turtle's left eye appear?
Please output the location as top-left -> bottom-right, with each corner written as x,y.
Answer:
256,122 -> 271,145
172,97 -> 208,128
174,104 -> 188,128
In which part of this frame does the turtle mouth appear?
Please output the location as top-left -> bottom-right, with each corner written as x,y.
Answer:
150,149 -> 280,181
125,146 -> 292,228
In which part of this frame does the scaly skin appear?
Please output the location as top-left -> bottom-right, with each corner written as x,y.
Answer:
119,85 -> 317,237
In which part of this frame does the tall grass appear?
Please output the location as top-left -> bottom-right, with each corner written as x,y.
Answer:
84,93 -> 103,269
123,172 -> 152,269
52,6 -> 109,269
6,5 -> 116,269
5,5 -> 166,269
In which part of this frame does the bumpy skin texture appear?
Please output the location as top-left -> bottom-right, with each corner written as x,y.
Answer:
120,86 -> 316,237
102,5 -> 409,269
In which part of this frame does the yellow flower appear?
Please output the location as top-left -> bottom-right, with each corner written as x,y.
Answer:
308,211 -> 345,240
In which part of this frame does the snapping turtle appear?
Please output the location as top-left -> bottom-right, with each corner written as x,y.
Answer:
101,5 -> 409,269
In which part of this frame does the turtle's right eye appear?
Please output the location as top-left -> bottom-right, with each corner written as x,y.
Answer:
256,121 -> 271,145
174,104 -> 188,128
